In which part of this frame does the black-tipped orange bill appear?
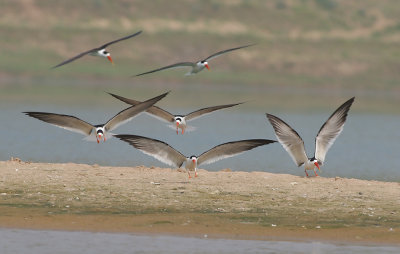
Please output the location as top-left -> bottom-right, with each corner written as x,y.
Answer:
314,162 -> 320,171
205,63 -> 210,70
107,56 -> 114,64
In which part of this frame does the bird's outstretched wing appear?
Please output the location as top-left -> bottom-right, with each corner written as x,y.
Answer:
104,91 -> 169,131
266,113 -> 308,167
204,44 -> 255,61
314,97 -> 355,165
51,48 -> 97,69
107,92 -> 175,123
114,134 -> 186,168
100,30 -> 142,48
185,102 -> 244,121
23,112 -> 94,136
197,139 -> 276,166
134,62 -> 195,77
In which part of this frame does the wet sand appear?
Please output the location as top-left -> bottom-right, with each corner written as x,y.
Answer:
0,159 -> 399,245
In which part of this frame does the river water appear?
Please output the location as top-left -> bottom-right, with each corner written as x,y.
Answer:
1,103 -> 399,181
0,228 -> 398,254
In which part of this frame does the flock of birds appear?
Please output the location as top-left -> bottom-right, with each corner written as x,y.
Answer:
24,31 -> 355,178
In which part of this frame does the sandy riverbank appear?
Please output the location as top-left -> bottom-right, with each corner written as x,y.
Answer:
0,159 -> 399,244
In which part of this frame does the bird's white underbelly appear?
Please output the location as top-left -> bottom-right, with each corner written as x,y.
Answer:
177,119 -> 187,130
191,64 -> 205,74
304,161 -> 317,171
89,51 -> 101,57
184,160 -> 196,171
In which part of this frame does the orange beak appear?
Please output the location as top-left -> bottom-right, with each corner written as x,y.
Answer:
205,63 -> 210,70
314,162 -> 320,171
107,56 -> 114,64
192,159 -> 196,164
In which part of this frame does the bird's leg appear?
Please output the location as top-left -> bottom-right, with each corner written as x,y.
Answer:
97,138 -> 100,144
176,127 -> 179,135
182,128 -> 185,135
314,169 -> 319,177
305,169 -> 309,177
188,171 -> 192,179
194,168 -> 198,177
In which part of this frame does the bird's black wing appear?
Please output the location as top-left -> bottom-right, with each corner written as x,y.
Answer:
134,62 -> 195,77
204,44 -> 256,61
51,48 -> 97,69
100,30 -> 142,48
